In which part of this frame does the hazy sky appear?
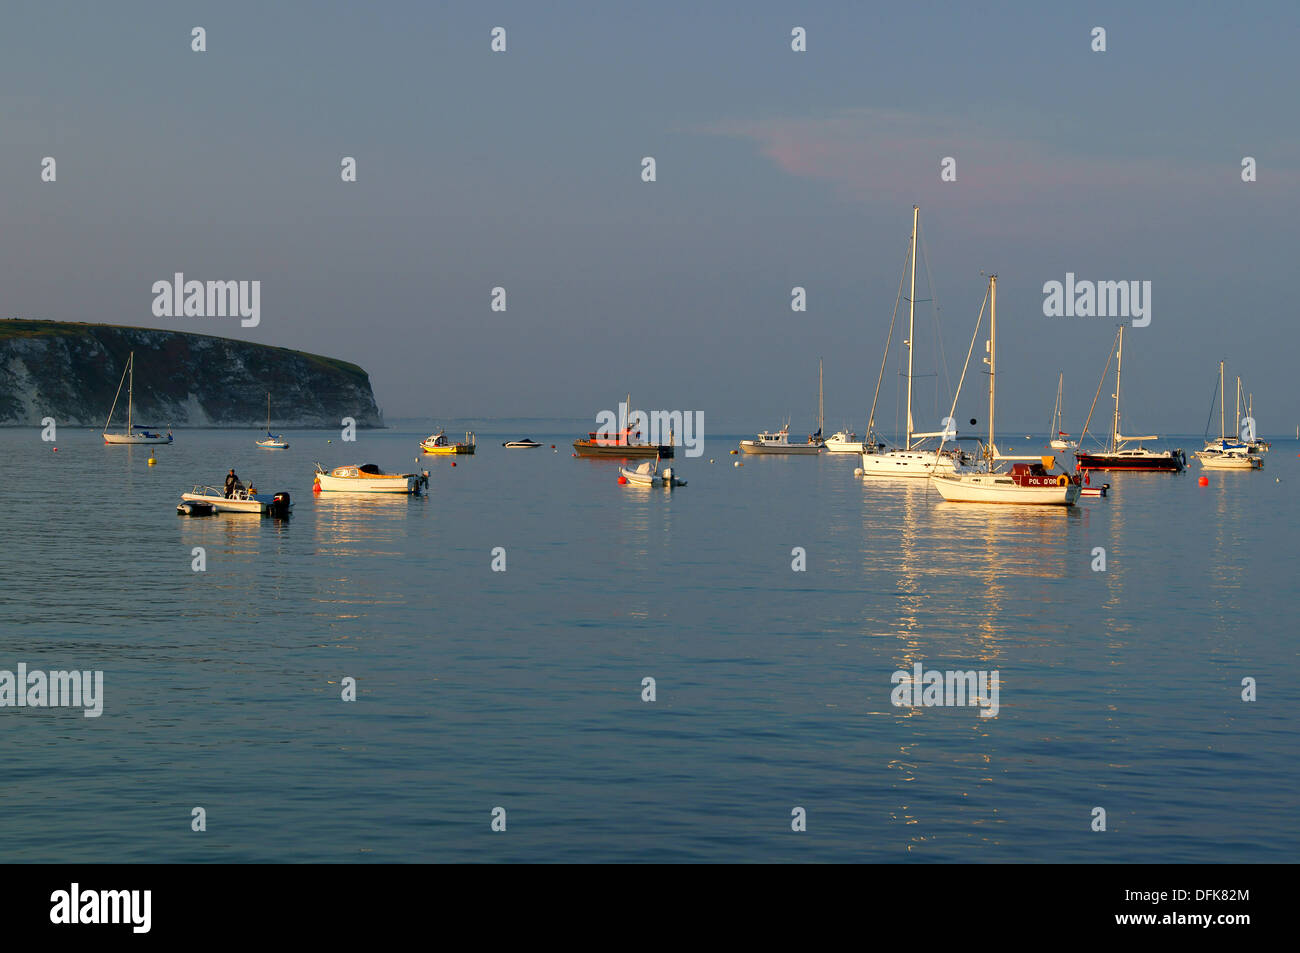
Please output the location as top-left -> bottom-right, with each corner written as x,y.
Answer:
3,1 -> 1297,436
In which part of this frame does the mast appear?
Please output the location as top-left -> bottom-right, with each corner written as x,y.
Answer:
987,275 -> 997,459
1111,328 -> 1123,452
1219,361 -> 1226,440
818,357 -> 824,435
1235,377 -> 1241,440
267,392 -> 272,432
126,351 -> 133,434
1053,373 -> 1064,434
905,205 -> 918,450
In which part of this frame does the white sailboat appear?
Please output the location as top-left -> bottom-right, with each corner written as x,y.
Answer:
102,351 -> 173,444
1047,374 -> 1076,450
860,206 -> 962,477
931,275 -> 1080,505
1195,362 -> 1262,470
255,393 -> 290,449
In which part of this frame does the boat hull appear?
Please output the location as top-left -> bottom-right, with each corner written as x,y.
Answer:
1195,452 -> 1262,470
256,440 -> 289,450
932,473 -> 1079,505
859,449 -> 958,476
1074,451 -> 1183,472
573,441 -> 673,458
421,444 -> 475,455
314,473 -> 420,493
823,439 -> 865,453
180,490 -> 292,515
739,441 -> 821,455
104,432 -> 172,445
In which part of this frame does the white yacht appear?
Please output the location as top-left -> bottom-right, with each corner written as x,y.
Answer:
1195,363 -> 1263,470
859,206 -> 964,477
930,275 -> 1079,506
102,351 -> 173,445
824,430 -> 865,453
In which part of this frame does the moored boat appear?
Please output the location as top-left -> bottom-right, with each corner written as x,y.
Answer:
102,351 -> 173,445
859,206 -> 966,477
1073,327 -> 1183,472
421,430 -> 476,454
573,395 -> 674,458
619,459 -> 687,487
739,425 -> 822,454
930,275 -> 1079,506
256,393 -> 290,449
503,438 -> 542,449
313,463 -> 429,494
824,430 -> 865,453
1193,362 -> 1263,470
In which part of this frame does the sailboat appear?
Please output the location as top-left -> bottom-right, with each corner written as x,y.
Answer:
1073,327 -> 1184,472
255,393 -> 290,449
1242,385 -> 1269,453
931,275 -> 1079,505
1047,374 -> 1076,450
1194,363 -> 1262,470
860,206 -> 963,476
102,351 -> 173,445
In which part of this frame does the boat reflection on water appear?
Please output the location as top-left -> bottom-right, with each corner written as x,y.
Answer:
312,491 -> 426,557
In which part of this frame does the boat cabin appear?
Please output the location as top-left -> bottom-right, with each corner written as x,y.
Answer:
1008,461 -> 1070,488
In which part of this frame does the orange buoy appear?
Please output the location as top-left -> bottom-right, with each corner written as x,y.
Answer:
451,461 -> 456,467
1198,476 -> 1208,486
617,475 -> 627,484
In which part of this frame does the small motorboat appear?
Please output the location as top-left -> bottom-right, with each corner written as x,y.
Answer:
421,430 -> 476,454
503,438 -> 542,449
180,485 -> 292,516
1079,483 -> 1110,498
619,459 -> 686,487
313,463 -> 429,494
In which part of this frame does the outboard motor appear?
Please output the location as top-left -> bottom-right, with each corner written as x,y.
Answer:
269,491 -> 291,517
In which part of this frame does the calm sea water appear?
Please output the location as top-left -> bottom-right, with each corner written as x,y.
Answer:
1,426 -> 1296,862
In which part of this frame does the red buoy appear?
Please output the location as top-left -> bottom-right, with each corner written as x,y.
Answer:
1198,476 -> 1208,486
617,475 -> 627,484
451,461 -> 456,467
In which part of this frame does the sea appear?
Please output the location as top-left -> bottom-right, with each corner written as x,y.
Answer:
1,423 -> 1296,863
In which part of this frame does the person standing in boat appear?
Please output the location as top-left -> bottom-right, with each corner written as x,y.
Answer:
225,468 -> 240,498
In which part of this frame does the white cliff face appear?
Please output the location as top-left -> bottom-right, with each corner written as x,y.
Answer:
0,322 -> 385,428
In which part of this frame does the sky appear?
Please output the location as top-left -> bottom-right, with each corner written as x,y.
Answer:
3,1 -> 1297,436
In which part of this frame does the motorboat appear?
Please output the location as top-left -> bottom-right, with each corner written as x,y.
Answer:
421,430 -> 476,454
102,351 -> 173,444
619,459 -> 686,487
503,438 -> 543,449
573,394 -> 674,458
313,463 -> 429,494
739,425 -> 822,455
180,484 -> 292,516
823,430 -> 865,453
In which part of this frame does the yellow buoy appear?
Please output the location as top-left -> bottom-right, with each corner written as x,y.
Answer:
147,455 -> 156,466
